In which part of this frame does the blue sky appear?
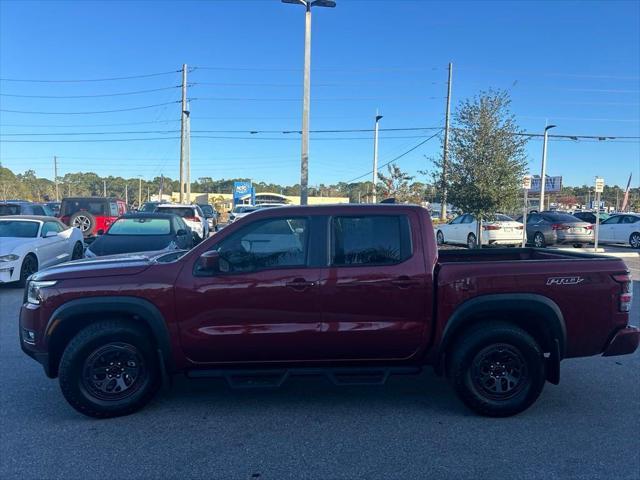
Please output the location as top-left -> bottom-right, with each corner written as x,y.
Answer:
1,0 -> 639,189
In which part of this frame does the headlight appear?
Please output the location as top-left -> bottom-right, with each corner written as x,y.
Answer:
0,254 -> 19,262
27,281 -> 57,305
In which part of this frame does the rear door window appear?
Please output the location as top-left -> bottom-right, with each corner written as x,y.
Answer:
331,215 -> 411,266
0,204 -> 21,215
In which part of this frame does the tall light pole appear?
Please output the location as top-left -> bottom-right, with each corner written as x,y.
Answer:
282,0 -> 336,205
539,124 -> 556,212
372,111 -> 383,203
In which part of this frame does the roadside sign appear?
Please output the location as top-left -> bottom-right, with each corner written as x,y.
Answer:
595,178 -> 605,193
522,175 -> 532,190
530,175 -> 562,193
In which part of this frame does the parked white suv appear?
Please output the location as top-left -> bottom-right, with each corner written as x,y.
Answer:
154,204 -> 209,242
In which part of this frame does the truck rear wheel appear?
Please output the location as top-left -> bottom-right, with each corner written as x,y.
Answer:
448,322 -> 545,417
58,320 -> 160,418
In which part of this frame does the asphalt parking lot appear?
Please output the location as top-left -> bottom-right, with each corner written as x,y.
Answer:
1,262 -> 638,480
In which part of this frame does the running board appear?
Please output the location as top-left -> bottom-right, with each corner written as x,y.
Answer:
185,366 -> 422,389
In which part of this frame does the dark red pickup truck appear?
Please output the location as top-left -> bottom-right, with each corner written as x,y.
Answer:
20,204 -> 638,418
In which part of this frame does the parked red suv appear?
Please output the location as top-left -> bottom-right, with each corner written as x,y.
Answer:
19,204 -> 637,418
59,197 -> 127,239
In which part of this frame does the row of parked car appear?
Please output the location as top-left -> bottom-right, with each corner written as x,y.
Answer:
436,210 -> 640,249
0,197 -> 222,286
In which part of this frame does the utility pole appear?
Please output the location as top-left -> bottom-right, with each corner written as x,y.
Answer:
185,101 -> 191,203
138,176 -> 142,208
125,183 -> 128,206
179,63 -> 188,203
282,0 -> 336,205
372,111 -> 383,203
539,124 -> 556,212
53,156 -> 59,201
103,180 -> 107,197
147,186 -> 150,202
440,62 -> 453,220
67,183 -> 71,197
159,174 -> 164,200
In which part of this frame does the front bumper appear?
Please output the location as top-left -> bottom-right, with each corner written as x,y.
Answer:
603,326 -> 640,357
19,302 -> 54,377
0,260 -> 21,283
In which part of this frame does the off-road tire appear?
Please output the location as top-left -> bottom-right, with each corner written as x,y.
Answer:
448,321 -> 546,417
59,320 -> 160,418
69,211 -> 97,237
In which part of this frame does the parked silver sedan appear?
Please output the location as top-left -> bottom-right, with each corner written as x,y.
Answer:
518,212 -> 593,247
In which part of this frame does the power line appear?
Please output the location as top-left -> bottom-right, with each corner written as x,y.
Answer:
1,137 -> 180,143
0,86 -> 180,99
0,120 -> 181,128
0,101 -> 180,115
191,96 -> 445,102
0,70 -> 181,83
0,126 -> 444,136
344,130 -> 444,183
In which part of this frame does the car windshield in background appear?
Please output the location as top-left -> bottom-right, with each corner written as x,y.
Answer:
0,220 -> 39,238
494,214 -> 514,221
542,213 -> 582,223
139,203 -> 159,213
61,200 -> 107,216
0,204 -> 21,215
107,218 -> 171,236
155,207 -> 195,218
234,206 -> 258,214
199,205 -> 214,216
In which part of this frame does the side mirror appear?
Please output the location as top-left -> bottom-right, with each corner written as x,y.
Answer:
198,250 -> 220,272
97,229 -> 105,235
44,231 -> 58,238
176,229 -> 188,236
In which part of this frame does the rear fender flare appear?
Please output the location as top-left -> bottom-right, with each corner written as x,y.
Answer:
439,293 -> 566,359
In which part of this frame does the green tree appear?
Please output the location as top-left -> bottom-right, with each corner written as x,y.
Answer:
377,163 -> 415,202
436,90 -> 528,246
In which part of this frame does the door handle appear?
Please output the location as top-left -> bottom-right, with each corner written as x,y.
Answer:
390,276 -> 419,288
286,278 -> 316,291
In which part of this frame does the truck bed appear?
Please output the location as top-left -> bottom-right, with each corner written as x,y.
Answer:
437,247 -> 616,264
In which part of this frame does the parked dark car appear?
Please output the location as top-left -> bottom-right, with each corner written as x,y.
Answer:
139,201 -> 167,213
573,211 -> 610,224
0,201 -> 50,216
85,212 -> 193,257
19,204 -> 637,419
518,212 -> 593,247
44,202 -> 61,217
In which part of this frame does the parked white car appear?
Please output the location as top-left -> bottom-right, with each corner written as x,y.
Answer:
597,214 -> 640,248
0,216 -> 84,286
436,214 -> 524,248
228,205 -> 261,223
154,204 -> 209,242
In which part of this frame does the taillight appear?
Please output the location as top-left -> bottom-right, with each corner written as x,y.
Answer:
184,216 -> 196,221
585,225 -> 594,230
551,224 -> 570,231
612,273 -> 633,312
482,224 -> 501,231
516,225 -> 524,230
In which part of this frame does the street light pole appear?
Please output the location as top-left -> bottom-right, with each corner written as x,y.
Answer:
282,0 -> 336,205
372,111 -> 383,203
539,124 -> 556,212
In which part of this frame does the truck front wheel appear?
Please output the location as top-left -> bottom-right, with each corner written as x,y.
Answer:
448,322 -> 546,417
58,320 -> 160,418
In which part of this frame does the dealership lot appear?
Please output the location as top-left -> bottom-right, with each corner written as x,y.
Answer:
1,276 -> 638,479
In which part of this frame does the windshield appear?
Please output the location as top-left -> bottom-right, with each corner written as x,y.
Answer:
61,199 -> 107,216
495,214 -> 515,222
0,220 -> 40,238
155,207 -> 196,218
199,205 -> 214,216
0,204 -> 22,216
107,218 -> 171,235
139,202 -> 158,213
233,206 -> 258,214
